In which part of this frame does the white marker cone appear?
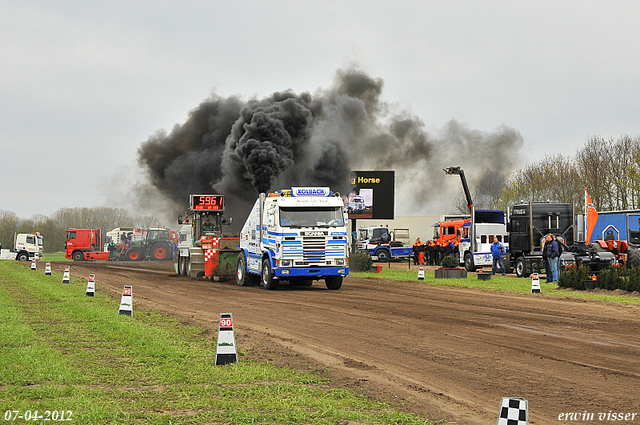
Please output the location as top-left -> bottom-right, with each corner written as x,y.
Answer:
86,274 -> 95,297
496,397 -> 528,425
215,313 -> 237,365
531,273 -> 541,293
62,266 -> 71,284
31,258 -> 37,270
118,286 -> 133,316
45,261 -> 52,276
417,265 -> 425,280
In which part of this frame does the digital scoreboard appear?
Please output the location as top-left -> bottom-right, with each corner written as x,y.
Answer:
190,195 -> 224,211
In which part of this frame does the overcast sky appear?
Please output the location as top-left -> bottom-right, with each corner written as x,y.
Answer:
2,0 -> 639,219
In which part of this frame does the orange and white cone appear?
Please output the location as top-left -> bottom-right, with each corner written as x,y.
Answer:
62,266 -> 71,284
531,273 -> 541,293
45,261 -> 52,276
86,274 -> 95,297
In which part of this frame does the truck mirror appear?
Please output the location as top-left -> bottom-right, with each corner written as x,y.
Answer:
178,215 -> 183,224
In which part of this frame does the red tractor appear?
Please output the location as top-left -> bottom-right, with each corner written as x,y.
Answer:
590,239 -> 640,268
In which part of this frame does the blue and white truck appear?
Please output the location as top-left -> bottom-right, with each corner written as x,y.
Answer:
459,209 -> 509,272
357,226 -> 412,261
236,187 -> 349,290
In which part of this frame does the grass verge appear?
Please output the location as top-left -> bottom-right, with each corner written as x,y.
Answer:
354,264 -> 640,305
0,262 -> 431,425
41,252 -> 70,262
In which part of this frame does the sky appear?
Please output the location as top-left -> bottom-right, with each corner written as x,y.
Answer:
2,0 -> 639,221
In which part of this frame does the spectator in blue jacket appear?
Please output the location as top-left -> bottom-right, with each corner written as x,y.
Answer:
544,234 -> 560,283
491,236 -> 506,275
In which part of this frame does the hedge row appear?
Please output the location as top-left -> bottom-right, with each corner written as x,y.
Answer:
558,266 -> 640,292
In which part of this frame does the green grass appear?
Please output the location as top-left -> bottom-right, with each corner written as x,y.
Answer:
42,251 -> 71,262
355,264 -> 640,305
0,261 -> 430,425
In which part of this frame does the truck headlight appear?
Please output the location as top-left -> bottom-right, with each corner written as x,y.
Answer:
335,259 -> 345,266
281,269 -> 290,275
281,259 -> 292,267
338,268 -> 346,274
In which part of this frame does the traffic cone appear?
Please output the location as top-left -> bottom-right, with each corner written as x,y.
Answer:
62,266 -> 71,284
531,273 -> 541,293
417,265 -> 425,280
31,258 -> 37,270
215,313 -> 237,365
86,274 -> 95,297
495,397 -> 528,425
44,261 -> 52,276
118,286 -> 133,316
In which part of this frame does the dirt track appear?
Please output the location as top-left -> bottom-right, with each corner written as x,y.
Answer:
46,261 -> 640,425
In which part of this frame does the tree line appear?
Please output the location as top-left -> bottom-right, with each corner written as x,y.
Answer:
456,134 -> 640,214
0,207 -> 162,253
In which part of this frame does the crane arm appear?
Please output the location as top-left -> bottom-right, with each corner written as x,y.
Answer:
443,166 -> 474,214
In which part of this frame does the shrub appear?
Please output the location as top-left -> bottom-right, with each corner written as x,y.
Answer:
440,255 -> 459,269
350,252 -> 373,272
558,266 -> 590,289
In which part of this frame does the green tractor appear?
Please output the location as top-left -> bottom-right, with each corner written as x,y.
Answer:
123,227 -> 175,261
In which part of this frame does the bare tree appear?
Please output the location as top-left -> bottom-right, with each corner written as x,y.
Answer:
0,210 -> 20,249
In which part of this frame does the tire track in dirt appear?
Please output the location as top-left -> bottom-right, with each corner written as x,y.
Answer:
46,261 -> 640,425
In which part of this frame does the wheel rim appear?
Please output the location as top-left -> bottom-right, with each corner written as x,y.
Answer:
154,246 -> 166,259
262,262 -> 269,286
237,257 -> 244,282
129,251 -> 138,260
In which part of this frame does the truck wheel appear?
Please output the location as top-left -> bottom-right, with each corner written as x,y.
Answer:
515,257 -> 529,278
325,275 -> 343,290
179,256 -> 187,275
17,252 -> 29,261
627,248 -> 640,268
464,253 -> 476,271
376,249 -> 390,261
151,244 -> 169,261
261,259 -> 279,290
236,253 -> 257,286
127,248 -> 143,261
72,251 -> 84,262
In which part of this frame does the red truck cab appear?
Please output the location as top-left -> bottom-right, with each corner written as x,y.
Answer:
65,229 -> 111,261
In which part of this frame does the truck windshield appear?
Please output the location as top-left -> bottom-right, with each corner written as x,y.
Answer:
279,207 -> 344,228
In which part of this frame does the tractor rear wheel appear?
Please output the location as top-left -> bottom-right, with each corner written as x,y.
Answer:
151,243 -> 170,261
627,248 -> 640,268
127,248 -> 143,261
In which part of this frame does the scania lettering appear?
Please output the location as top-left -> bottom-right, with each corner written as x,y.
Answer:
236,187 -> 349,290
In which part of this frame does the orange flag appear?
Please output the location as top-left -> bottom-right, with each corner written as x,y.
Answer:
585,189 -> 599,243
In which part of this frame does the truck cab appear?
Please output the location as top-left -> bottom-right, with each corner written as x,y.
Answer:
3,233 -> 44,261
237,187 -> 349,290
66,229 -> 110,261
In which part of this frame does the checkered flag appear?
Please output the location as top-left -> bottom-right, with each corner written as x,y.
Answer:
496,397 -> 528,425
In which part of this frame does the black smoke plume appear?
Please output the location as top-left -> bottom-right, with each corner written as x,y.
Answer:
135,66 -> 523,226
